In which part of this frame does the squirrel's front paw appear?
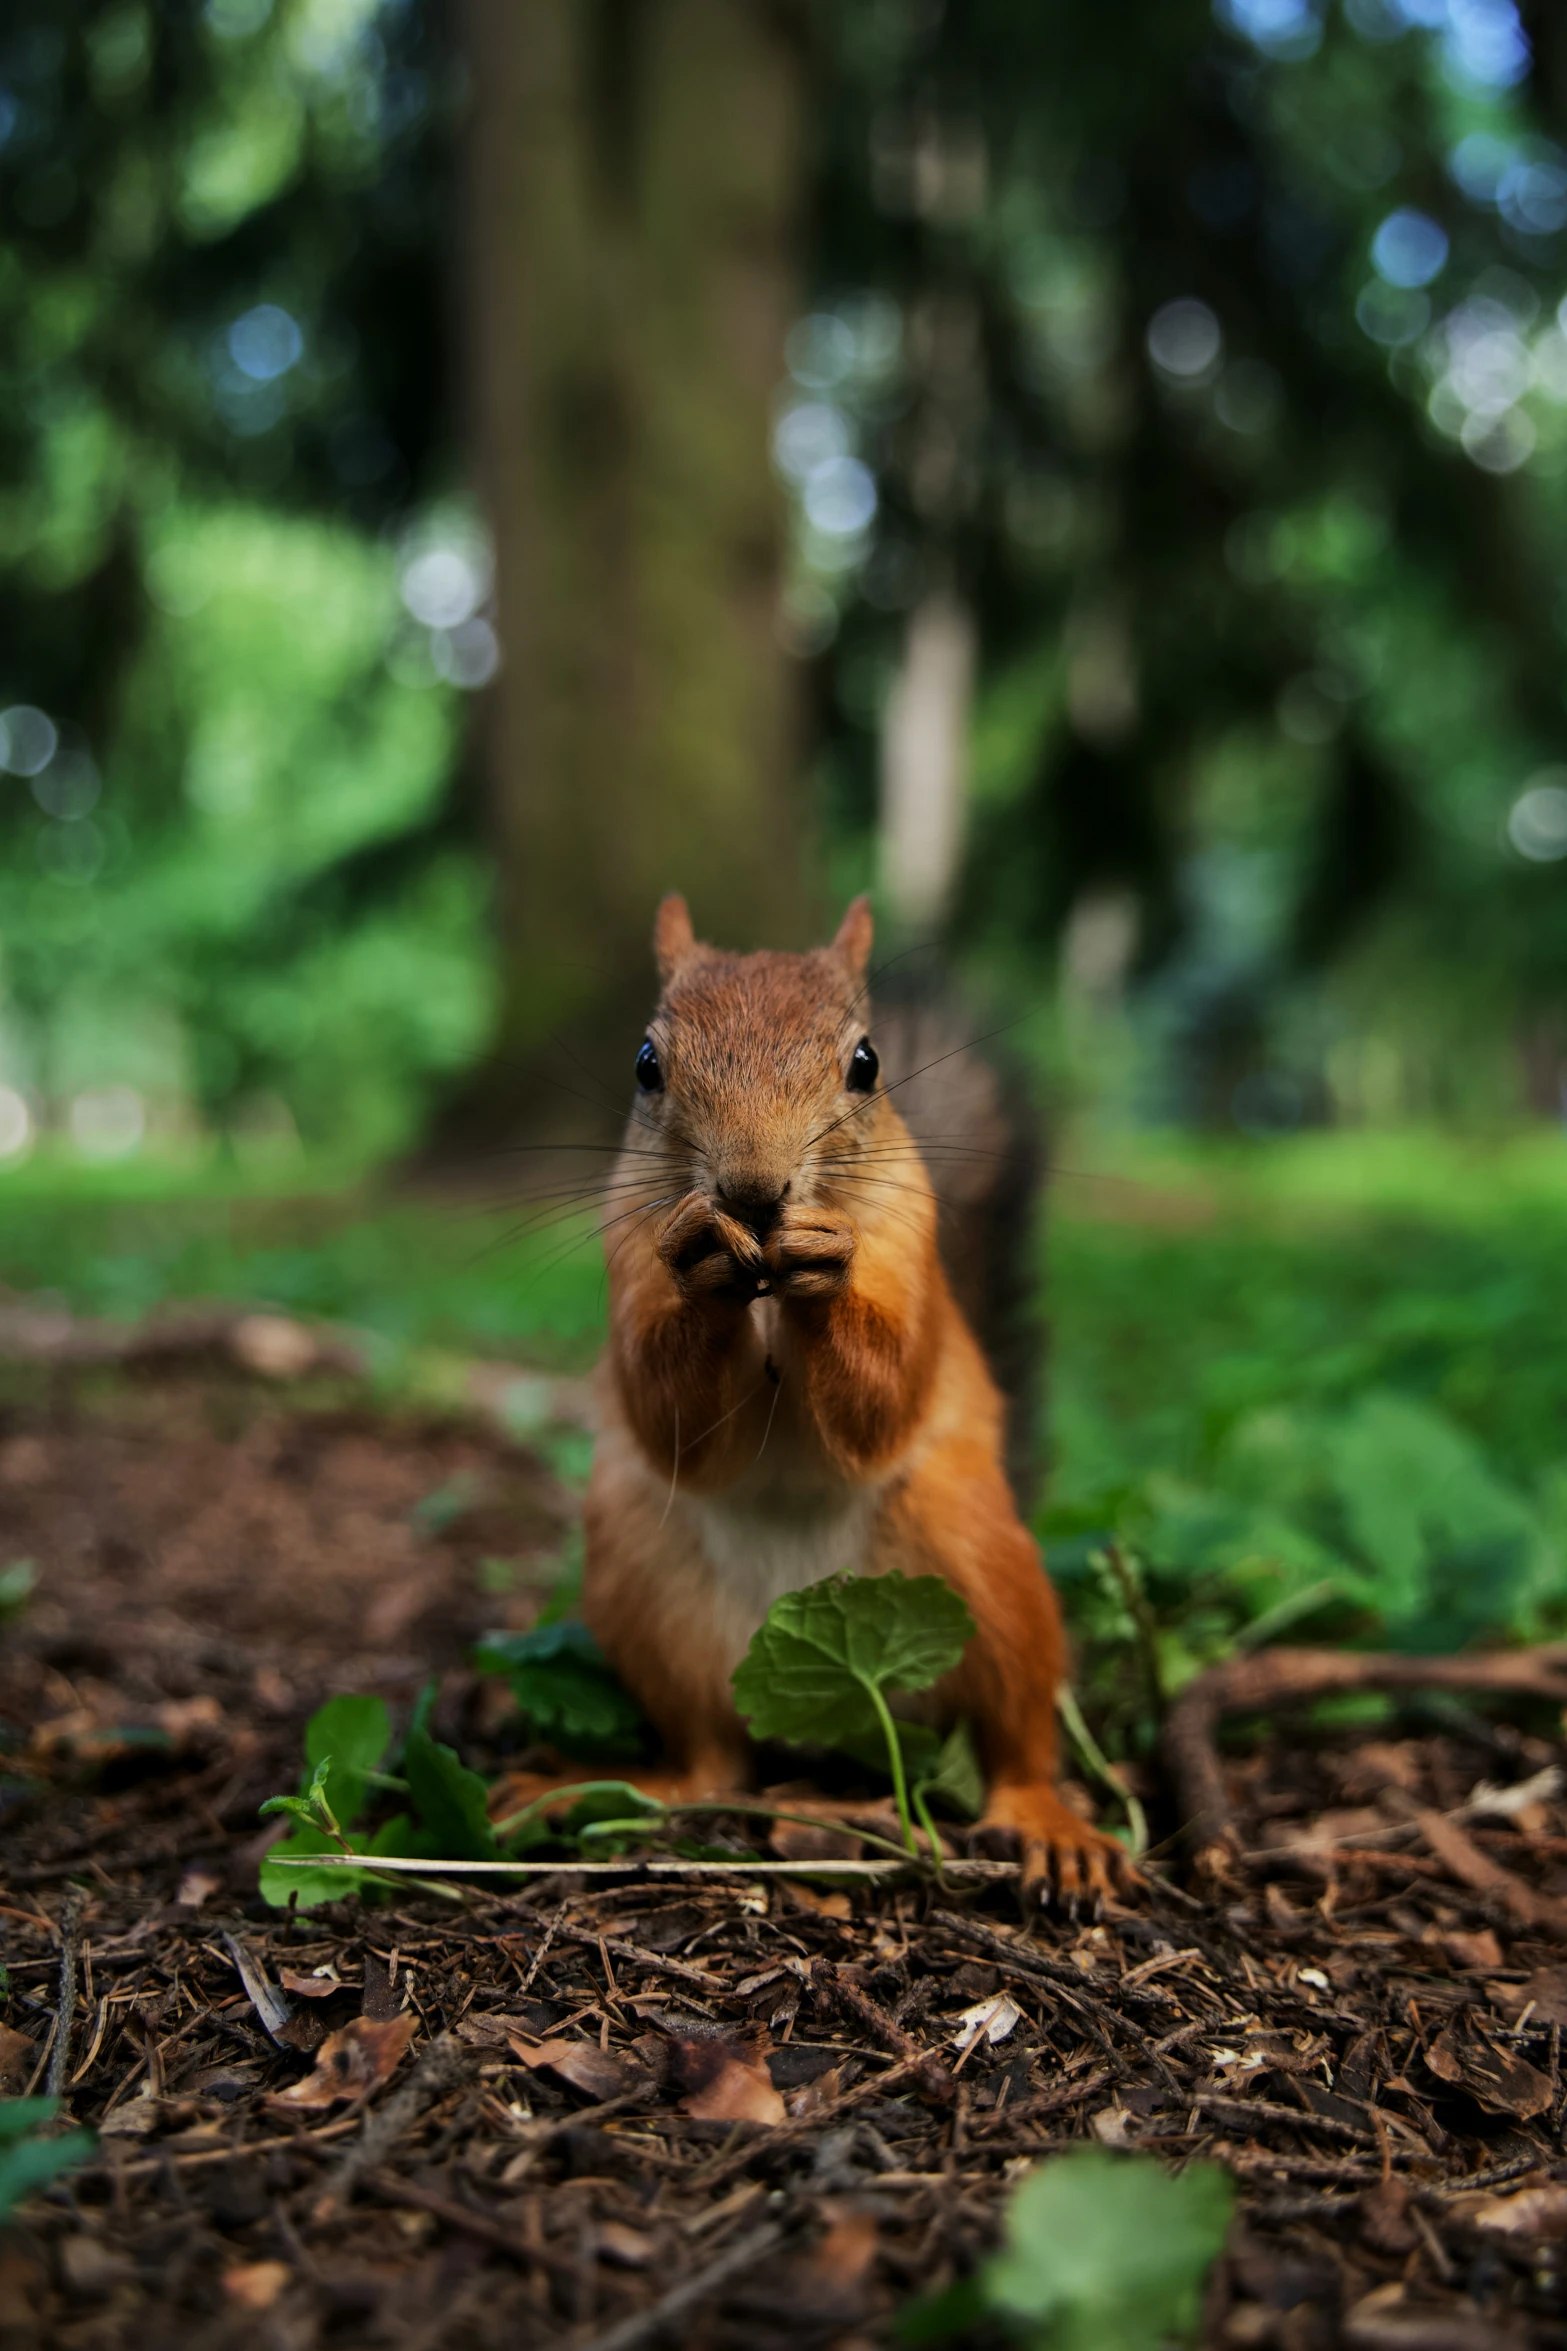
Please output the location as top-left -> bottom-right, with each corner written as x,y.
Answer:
657,1192 -> 765,1304
764,1206 -> 856,1300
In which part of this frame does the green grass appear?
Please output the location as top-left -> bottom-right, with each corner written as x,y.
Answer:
3,1128 -> 1565,1719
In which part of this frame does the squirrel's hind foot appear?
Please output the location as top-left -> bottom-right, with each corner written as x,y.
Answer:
973,1786 -> 1140,1917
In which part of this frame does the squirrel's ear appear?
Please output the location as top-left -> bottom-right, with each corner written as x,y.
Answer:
832,894 -> 874,983
653,893 -> 698,982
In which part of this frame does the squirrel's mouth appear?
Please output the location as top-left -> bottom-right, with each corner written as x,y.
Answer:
710,1183 -> 787,1243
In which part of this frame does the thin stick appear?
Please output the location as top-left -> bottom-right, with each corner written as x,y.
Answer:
265,1853 -> 1020,1881
45,1889 -> 84,2100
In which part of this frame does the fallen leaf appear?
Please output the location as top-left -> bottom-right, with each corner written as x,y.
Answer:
810,2204 -> 880,2291
1438,1929 -> 1504,1971
279,1967 -> 345,1999
222,2261 -> 291,2311
174,1865 -> 222,1911
268,2012 -> 416,2110
1425,2021 -> 1552,2120
506,2035 -> 632,2103
779,1882 -> 853,1920
98,2094 -> 164,2139
1090,2105 -> 1137,2148
0,2024 -> 38,2094
952,1993 -> 1023,2054
596,2222 -> 655,2268
1470,2181 -> 1567,2239
1493,1966 -> 1567,2030
786,2065 -> 845,2118
668,2030 -> 785,2125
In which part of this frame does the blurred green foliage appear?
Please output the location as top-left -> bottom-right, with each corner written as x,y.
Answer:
6,1135 -> 1565,1744
0,0 -> 483,1159
6,3 -> 1567,1161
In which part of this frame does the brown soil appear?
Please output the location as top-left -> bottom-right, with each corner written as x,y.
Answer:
2,1369 -> 1567,2349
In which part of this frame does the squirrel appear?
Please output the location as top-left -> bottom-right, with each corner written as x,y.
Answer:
490,894 -> 1132,1906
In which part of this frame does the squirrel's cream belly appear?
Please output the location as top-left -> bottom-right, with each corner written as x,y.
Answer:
681,1486 -> 883,1671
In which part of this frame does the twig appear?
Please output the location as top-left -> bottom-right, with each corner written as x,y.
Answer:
266,1853 -> 1021,1882
521,1901 -> 568,1993
45,1889 -> 84,2100
571,2221 -> 786,2351
1161,1644 -> 1567,1866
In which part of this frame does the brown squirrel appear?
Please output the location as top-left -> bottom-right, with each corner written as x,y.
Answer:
490,894 -> 1130,1905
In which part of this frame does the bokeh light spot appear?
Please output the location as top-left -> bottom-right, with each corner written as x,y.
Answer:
0,1089 -> 32,1166
802,456 -> 877,538
1147,298 -> 1223,381
1371,208 -> 1449,289
431,618 -> 500,690
1508,776 -> 1567,860
0,706 -> 58,778
399,545 -> 486,630
772,401 -> 850,485
227,303 -> 303,382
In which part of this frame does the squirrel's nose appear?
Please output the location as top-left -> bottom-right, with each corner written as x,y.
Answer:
715,1175 -> 789,1238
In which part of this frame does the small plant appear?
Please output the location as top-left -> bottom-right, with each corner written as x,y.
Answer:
0,2099 -> 95,2220
258,1689 -> 508,1906
260,1569 -> 990,1899
475,1620 -> 647,1760
731,1572 -> 978,1854
902,2146 -> 1233,2351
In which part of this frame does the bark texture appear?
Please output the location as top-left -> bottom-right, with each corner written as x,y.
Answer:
458,0 -> 806,1140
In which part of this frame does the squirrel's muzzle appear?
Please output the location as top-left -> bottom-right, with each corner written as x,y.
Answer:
713,1172 -> 789,1240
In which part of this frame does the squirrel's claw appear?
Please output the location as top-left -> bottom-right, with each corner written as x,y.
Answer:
973,1789 -> 1139,1917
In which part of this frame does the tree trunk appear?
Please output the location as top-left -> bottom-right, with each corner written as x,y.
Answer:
453,0 -> 806,1146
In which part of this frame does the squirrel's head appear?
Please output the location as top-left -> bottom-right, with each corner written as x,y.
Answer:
629,893 -> 897,1234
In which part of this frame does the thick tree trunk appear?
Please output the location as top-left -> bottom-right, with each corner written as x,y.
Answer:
454,0 -> 806,1145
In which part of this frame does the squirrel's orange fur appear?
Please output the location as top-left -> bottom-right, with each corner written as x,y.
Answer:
492,896 -> 1130,1904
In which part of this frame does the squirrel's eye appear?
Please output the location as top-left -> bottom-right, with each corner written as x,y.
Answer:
847,1037 -> 879,1094
635,1038 -> 663,1093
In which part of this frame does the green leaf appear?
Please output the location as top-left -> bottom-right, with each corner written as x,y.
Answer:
259,1821 -> 350,1910
731,1572 -> 975,1750
894,2275 -> 987,2343
0,2118 -> 95,2219
836,1716 -> 944,1785
0,1561 -> 35,1620
0,2099 -> 59,2145
475,1621 -> 646,1758
982,2149 -> 1233,2351
404,1726 -> 498,1859
304,1695 -> 390,1830
258,1793 -> 323,1824
916,1720 -> 985,1820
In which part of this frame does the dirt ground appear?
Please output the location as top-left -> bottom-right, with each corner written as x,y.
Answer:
4,1367 -> 1567,2350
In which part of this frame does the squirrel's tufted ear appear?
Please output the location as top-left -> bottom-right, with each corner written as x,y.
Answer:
832,894 -> 874,983
653,893 -> 698,982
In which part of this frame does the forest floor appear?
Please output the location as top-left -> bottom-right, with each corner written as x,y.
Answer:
4,1363 -> 1567,2349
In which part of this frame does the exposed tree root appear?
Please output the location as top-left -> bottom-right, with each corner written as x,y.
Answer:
1162,1643 -> 1567,1874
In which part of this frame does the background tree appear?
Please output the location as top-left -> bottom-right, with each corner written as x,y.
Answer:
4,0 -> 1567,1159
453,0 -> 808,1142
